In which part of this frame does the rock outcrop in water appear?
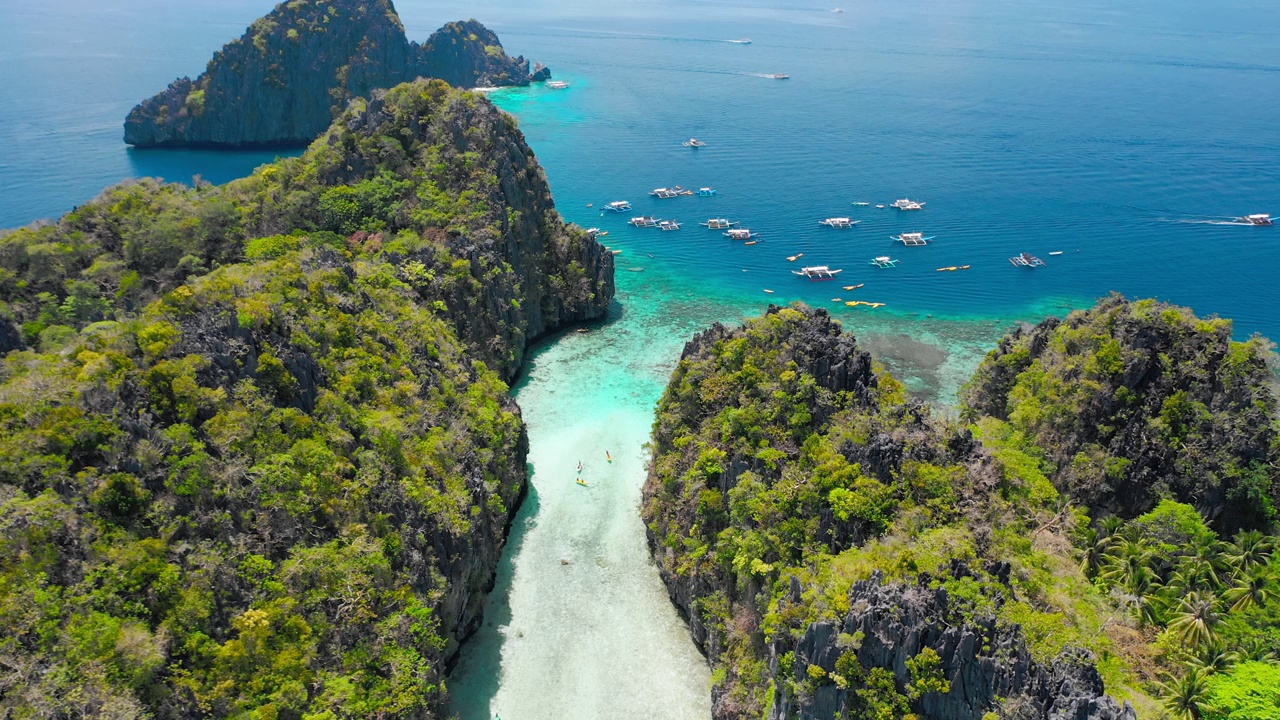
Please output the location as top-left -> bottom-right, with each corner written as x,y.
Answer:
0,80 -> 609,717
124,0 -> 549,148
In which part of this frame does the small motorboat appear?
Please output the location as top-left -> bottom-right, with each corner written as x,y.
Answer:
545,80 -> 570,89
1048,251 -> 1064,256
852,201 -> 871,206
869,256 -> 899,268
763,289 -> 775,294
819,217 -> 860,228
604,201 -> 632,212
727,38 -> 752,44
683,138 -> 708,148
1241,213 -> 1273,225
875,204 -> 886,209
787,253 -> 805,261
576,328 -> 590,334
765,73 -> 790,80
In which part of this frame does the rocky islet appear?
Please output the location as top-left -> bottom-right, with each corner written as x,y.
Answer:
123,0 -> 550,148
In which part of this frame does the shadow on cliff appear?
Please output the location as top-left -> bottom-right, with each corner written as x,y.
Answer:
448,472 -> 543,720
510,297 -> 625,391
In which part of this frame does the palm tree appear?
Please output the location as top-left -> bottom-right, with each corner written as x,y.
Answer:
1224,529 -> 1275,574
1178,535 -> 1228,590
1100,537 -> 1155,591
1076,526 -> 1109,576
1158,667 -> 1210,720
1238,635 -> 1277,663
1223,567 -> 1273,612
1191,643 -> 1240,674
1168,591 -> 1221,650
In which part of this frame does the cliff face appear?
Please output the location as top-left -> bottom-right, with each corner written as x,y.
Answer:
124,0 -> 548,147
643,305 -> 1137,720
9,79 -> 613,383
962,293 -> 1279,533
0,81 -> 609,717
778,576 -> 1133,720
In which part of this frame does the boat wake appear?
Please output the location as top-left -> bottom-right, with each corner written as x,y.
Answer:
1162,218 -> 1255,226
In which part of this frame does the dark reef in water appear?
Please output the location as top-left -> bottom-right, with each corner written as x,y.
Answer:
124,0 -> 550,148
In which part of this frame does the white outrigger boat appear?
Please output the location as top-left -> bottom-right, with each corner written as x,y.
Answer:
701,218 -> 738,230
545,80 -> 570,89
1010,253 -> 1046,268
1242,213 -> 1273,226
852,201 -> 871,206
629,216 -> 659,228
793,265 -> 843,280
658,220 -> 682,231
651,187 -> 692,199
725,228 -> 759,240
697,187 -> 717,196
683,138 -> 707,148
820,217 -> 860,228
869,256 -> 900,268
891,198 -> 925,210
892,232 -> 934,246
604,201 -> 632,212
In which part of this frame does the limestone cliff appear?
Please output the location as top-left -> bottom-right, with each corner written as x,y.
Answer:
123,0 -> 548,147
643,305 -> 1137,720
0,81 -> 608,716
962,293 -> 1279,533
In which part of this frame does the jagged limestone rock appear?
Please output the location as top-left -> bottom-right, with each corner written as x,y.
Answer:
124,0 -> 547,147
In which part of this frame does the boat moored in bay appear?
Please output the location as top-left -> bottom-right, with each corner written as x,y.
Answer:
793,265 -> 843,280
657,220 -> 682,231
891,198 -> 925,210
1009,253 -> 1047,268
819,217 -> 859,228
892,232 -> 934,246
725,228 -> 759,240
701,218 -> 738,230
869,256 -> 900,268
604,200 -> 632,212
629,216 -> 659,227
682,138 -> 707,148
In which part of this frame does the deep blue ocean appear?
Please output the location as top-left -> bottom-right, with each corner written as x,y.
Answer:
3,0 -> 1280,337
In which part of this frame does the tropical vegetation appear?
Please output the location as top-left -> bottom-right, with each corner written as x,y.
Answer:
644,300 -> 1279,719
0,79 -> 609,718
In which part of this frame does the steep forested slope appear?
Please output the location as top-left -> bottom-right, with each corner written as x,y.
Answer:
963,294 -> 1278,533
0,80 -> 611,718
645,302 -> 1280,720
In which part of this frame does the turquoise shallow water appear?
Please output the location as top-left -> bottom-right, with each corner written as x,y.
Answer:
4,0 -> 1280,717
